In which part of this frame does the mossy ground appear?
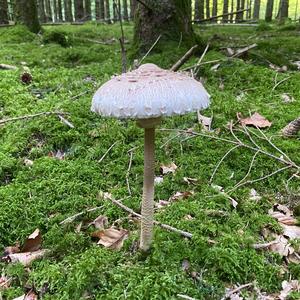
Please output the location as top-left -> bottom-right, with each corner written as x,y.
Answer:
0,23 -> 299,299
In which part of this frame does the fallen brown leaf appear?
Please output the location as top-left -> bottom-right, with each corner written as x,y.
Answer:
281,224 -> 300,240
279,280 -> 300,300
154,176 -> 164,185
155,200 -> 171,209
0,275 -> 10,290
197,111 -> 213,131
268,204 -> 297,226
22,229 -> 42,252
269,235 -> 294,257
5,249 -> 50,266
160,162 -> 178,175
281,93 -> 295,103
183,177 -> 198,185
13,290 -> 38,300
24,158 -> 34,167
169,191 -> 194,202
238,112 -> 272,128
89,215 -> 108,230
96,228 -> 128,250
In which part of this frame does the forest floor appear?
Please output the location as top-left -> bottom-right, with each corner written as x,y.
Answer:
0,22 -> 300,300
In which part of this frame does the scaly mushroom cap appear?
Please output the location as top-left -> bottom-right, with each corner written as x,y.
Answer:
91,63 -> 210,119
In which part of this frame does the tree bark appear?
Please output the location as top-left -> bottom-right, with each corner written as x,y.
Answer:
105,0 -> 111,21
277,0 -> 289,21
0,0 -> 9,24
15,0 -> 41,33
223,0 -> 229,22
84,0 -> 91,20
212,0 -> 218,21
205,0 -> 210,19
64,0 -> 73,21
53,0 -> 58,21
45,0 -> 53,22
265,0 -> 274,21
123,0 -> 129,21
130,0 -> 137,20
134,0 -> 195,52
253,0 -> 260,19
38,0 -> 47,23
75,0 -> 84,21
57,0 -> 63,21
236,0 -> 241,21
230,0 -> 234,22
113,0 -> 118,22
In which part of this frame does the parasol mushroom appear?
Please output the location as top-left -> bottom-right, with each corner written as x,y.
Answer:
91,63 -> 210,252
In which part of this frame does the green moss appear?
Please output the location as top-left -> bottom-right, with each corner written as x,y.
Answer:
0,23 -> 299,299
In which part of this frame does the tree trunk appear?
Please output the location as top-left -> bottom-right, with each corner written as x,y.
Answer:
222,0 -> 229,22
53,0 -> 58,22
277,0 -> 289,21
253,0 -> 260,19
212,0 -> 218,21
134,0 -> 195,53
130,0 -> 136,20
113,0 -> 118,22
236,0 -> 241,21
105,0 -> 110,21
123,0 -> 128,21
38,0 -> 47,23
64,0 -> 73,21
0,0 -> 9,24
205,0 -> 210,19
15,0 -> 41,33
85,0 -> 91,20
75,0 -> 84,21
240,0 -> 245,20
45,0 -> 53,22
230,0 -> 234,22
57,0 -> 63,21
265,0 -> 274,21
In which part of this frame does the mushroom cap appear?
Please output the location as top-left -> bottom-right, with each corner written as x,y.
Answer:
91,63 -> 210,119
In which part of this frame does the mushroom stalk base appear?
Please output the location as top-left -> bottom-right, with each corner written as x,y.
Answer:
140,127 -> 155,252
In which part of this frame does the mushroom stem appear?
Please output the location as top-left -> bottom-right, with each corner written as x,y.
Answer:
140,127 -> 155,251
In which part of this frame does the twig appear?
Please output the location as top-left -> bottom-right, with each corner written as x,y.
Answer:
98,142 -> 118,163
193,43 -> 210,74
272,76 -> 291,92
70,91 -> 89,100
177,294 -> 198,300
136,0 -> 153,11
171,45 -> 198,72
107,196 -> 193,239
222,282 -> 253,300
60,206 -> 103,225
138,34 -> 162,66
0,63 -> 17,70
210,145 -> 240,183
0,111 -> 69,125
160,133 -> 181,149
126,149 -> 134,195
252,240 -> 278,249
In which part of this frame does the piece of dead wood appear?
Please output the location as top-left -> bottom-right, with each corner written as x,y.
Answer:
177,294 -> 198,300
0,63 -> 17,70
171,45 -> 199,72
221,282 -> 253,300
106,195 -> 193,239
0,111 -> 69,126
282,117 -> 300,137
4,250 -> 49,266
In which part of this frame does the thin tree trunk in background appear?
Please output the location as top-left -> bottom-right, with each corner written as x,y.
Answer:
195,0 -> 200,20
253,0 -> 260,18
45,0 -> 53,22
199,0 -> 205,20
100,0 -> 105,19
57,0 -> 63,21
134,0 -> 195,53
113,0 -> 118,22
212,0 -> 218,21
265,0 -> 274,21
64,0 -> 73,21
247,0 -> 251,18
236,0 -> 241,21
95,0 -> 100,19
85,0 -> 91,20
206,0 -> 210,18
230,0 -> 234,22
38,0 -> 47,23
130,0 -> 136,20
240,0 -> 245,20
223,0 -> 229,22
277,0 -> 289,21
0,0 -> 9,24
53,0 -> 58,22
75,0 -> 84,21
15,0 -> 41,33
123,0 -> 128,21
105,0 -> 111,22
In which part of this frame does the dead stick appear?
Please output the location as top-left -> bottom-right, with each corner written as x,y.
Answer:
171,45 -> 199,72
107,196 -> 193,239
138,34 -> 162,66
98,142 -> 118,163
0,111 -> 69,125
222,282 -> 253,300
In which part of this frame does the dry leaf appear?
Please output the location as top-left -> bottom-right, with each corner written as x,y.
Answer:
0,275 -> 10,290
279,280 -> 300,300
96,228 -> 128,250
183,177 -> 198,185
268,204 -> 297,225
160,162 -> 178,175
89,215 -> 108,230
197,111 -> 212,131
24,158 -> 34,167
292,61 -> 300,70
169,191 -> 194,202
211,63 -> 220,71
236,92 -> 246,102
181,259 -> 190,272
98,191 -> 113,200
154,176 -> 164,185
238,112 -> 272,128
75,222 -> 83,233
3,242 -> 20,256
249,189 -> 261,201
184,214 -> 194,220
281,224 -> 300,240
155,200 -> 171,209
281,93 -> 295,103
58,115 -> 74,128
5,250 -> 49,266
269,235 -> 294,257
13,290 -> 38,300
226,48 -> 235,56
22,229 -> 42,252
48,150 -> 65,160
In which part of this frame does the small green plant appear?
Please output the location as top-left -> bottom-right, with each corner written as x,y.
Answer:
256,21 -> 272,32
43,30 -> 73,47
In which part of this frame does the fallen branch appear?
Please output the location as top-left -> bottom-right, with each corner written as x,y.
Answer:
126,149 -> 134,195
171,45 -> 198,72
221,282 -> 253,300
98,141 -> 118,163
138,34 -> 162,67
0,111 -> 69,125
193,43 -> 210,74
60,206 -> 104,225
177,294 -> 198,300
107,196 -> 193,239
0,63 -> 17,70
